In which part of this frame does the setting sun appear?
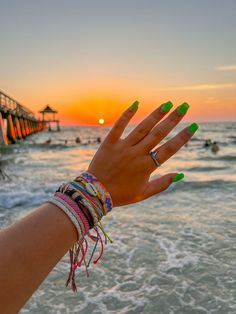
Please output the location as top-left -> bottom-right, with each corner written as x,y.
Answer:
98,118 -> 105,125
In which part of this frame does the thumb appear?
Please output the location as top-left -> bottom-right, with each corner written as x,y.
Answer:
143,172 -> 185,199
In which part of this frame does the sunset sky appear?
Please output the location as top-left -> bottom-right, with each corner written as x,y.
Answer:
0,0 -> 235,125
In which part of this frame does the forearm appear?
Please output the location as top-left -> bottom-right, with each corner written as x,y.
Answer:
0,203 -> 77,314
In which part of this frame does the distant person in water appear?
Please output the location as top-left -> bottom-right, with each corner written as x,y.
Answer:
75,136 -> 81,144
97,136 -> 101,143
203,139 -> 212,148
211,141 -> 219,154
45,139 -> 51,144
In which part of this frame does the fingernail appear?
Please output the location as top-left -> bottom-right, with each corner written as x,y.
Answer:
130,100 -> 139,110
188,122 -> 199,134
172,172 -> 185,182
160,101 -> 173,113
177,102 -> 189,115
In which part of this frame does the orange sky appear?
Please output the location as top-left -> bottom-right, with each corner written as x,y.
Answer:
20,77 -> 236,126
1,1 -> 236,125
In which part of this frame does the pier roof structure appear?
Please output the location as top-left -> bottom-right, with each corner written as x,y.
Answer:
39,104 -> 60,131
39,105 -> 58,115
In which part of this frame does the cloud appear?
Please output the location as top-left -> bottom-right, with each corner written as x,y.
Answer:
215,65 -> 236,71
158,83 -> 236,91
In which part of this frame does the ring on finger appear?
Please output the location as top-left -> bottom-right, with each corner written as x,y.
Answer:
149,150 -> 161,168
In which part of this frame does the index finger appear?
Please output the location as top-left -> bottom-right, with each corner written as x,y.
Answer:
104,101 -> 139,143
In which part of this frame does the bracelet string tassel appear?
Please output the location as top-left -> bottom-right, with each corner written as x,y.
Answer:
49,171 -> 113,292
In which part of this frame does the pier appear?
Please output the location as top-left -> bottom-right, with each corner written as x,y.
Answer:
0,90 -> 45,145
39,105 -> 60,132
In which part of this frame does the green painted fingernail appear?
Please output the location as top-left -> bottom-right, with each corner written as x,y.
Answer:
177,102 -> 189,115
188,122 -> 199,134
161,101 -> 173,113
173,173 -> 185,182
130,100 -> 139,110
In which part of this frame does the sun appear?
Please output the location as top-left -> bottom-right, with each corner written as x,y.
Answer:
98,118 -> 105,125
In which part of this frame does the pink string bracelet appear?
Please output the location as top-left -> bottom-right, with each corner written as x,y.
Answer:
47,171 -> 113,292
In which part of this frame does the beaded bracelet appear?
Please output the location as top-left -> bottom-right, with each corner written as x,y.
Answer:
47,171 -> 113,292
75,172 -> 113,213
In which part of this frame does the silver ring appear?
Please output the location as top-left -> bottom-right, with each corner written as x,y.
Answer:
150,151 -> 161,167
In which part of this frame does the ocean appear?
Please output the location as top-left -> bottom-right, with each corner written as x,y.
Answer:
0,122 -> 235,314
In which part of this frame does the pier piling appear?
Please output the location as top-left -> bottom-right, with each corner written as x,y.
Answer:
0,90 -> 46,145
0,112 -> 9,145
7,113 -> 17,143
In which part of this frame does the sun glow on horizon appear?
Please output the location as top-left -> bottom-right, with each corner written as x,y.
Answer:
98,118 -> 105,125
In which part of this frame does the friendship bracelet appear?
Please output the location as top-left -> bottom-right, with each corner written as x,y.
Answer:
55,192 -> 89,235
75,171 -> 113,213
48,171 -> 113,292
69,182 -> 103,220
70,181 -> 104,216
58,182 -> 102,223
48,197 -> 82,240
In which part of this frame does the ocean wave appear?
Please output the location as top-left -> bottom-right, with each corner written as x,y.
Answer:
178,180 -> 236,190
23,143 -> 71,150
157,237 -> 199,272
20,141 -> 99,151
199,155 -> 236,162
0,145 -> 16,155
0,189 -> 52,209
189,137 -> 202,142
187,166 -> 228,172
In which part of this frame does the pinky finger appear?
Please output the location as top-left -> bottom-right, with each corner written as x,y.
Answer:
104,101 -> 139,143
143,172 -> 184,199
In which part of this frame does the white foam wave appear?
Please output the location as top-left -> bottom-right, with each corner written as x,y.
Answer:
0,189 -> 51,209
157,237 -> 199,272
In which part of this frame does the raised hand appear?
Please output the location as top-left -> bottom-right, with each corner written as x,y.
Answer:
88,101 -> 199,206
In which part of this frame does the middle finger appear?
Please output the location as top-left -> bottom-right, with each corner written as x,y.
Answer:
124,101 -> 173,145
138,102 -> 190,152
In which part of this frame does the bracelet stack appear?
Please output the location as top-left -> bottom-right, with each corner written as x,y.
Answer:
47,171 -> 113,292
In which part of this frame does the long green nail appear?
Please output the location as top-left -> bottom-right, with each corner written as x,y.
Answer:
177,102 -> 189,115
130,100 -> 139,110
161,101 -> 173,113
173,173 -> 185,182
188,122 -> 199,134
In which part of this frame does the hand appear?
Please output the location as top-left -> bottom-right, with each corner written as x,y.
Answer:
88,101 -> 198,207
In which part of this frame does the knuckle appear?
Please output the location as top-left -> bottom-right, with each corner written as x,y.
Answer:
136,125 -> 147,137
112,124 -> 122,133
124,109 -> 133,118
165,145 -> 173,156
155,126 -> 166,139
169,113 -> 178,124
152,110 -> 162,120
179,131 -> 188,143
119,115 -> 127,124
161,145 -> 173,159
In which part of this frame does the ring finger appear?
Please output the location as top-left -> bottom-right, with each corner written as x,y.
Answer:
148,122 -> 199,171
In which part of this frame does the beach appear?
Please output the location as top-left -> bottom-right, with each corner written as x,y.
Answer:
0,122 -> 236,314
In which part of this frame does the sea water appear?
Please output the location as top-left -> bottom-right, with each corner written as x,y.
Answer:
0,122 -> 235,314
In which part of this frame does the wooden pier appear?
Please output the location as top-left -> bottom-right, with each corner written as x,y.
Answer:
0,90 -> 46,145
